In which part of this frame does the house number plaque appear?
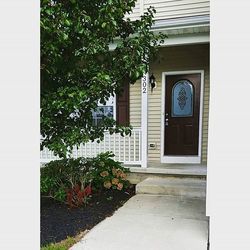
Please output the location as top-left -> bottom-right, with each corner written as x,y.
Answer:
142,75 -> 147,94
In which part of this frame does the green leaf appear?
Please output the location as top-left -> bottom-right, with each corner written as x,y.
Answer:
40,0 -> 166,157
45,9 -> 52,15
62,33 -> 68,40
65,19 -> 71,26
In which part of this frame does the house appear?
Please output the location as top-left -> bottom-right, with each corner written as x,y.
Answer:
41,2 -> 210,245
41,0 -> 210,173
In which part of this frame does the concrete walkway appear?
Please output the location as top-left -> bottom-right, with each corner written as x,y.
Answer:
70,194 -> 208,250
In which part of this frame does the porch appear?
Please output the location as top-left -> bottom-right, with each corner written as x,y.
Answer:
40,129 -> 207,176
41,40 -> 209,171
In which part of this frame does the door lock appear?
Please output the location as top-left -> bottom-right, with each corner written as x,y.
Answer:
165,113 -> 169,126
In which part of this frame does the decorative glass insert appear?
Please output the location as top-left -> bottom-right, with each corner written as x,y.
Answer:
172,80 -> 193,117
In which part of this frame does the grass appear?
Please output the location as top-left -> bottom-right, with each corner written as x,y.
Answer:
41,231 -> 88,250
41,237 -> 76,250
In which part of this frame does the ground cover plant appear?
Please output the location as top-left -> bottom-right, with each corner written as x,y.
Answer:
41,152 -> 135,246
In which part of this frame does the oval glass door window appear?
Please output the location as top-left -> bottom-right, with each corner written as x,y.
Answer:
171,80 -> 193,117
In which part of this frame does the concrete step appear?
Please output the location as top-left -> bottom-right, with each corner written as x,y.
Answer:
136,177 -> 206,198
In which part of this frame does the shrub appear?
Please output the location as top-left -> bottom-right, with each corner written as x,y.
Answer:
90,152 -> 130,191
41,157 -> 94,207
40,152 -> 130,207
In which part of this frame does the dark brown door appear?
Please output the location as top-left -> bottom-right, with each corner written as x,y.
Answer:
164,74 -> 201,156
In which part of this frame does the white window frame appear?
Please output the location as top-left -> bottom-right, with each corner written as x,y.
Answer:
92,95 -> 117,125
160,70 -> 204,164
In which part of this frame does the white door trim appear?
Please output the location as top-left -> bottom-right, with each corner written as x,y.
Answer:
160,70 -> 204,164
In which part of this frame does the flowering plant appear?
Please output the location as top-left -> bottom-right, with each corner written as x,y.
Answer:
41,152 -> 130,208
91,152 -> 130,191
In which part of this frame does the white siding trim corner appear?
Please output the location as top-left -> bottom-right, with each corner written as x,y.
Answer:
141,73 -> 149,168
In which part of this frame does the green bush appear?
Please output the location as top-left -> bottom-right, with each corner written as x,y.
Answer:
41,157 -> 94,206
90,152 -> 130,191
40,152 -> 130,207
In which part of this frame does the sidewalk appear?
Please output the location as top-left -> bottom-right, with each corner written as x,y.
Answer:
70,194 -> 208,250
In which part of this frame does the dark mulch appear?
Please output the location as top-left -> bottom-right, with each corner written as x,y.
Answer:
41,185 -> 135,246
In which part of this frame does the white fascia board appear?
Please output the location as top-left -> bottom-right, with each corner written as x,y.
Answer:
109,16 -> 210,50
152,15 -> 210,31
160,33 -> 209,47
109,31 -> 209,51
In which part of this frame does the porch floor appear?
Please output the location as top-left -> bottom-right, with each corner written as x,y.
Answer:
127,163 -> 207,177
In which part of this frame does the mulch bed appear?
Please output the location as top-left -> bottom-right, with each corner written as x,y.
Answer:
41,185 -> 135,246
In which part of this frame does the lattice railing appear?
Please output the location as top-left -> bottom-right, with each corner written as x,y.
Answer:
40,128 -> 141,165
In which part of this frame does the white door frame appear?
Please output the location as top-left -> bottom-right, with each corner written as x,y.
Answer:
160,70 -> 204,164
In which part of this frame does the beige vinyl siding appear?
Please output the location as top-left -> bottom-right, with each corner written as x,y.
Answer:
126,0 -> 209,21
150,44 -> 210,163
129,44 -> 210,163
145,0 -> 209,20
124,1 -> 141,21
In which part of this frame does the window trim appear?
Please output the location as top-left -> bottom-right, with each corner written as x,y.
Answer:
92,95 -> 117,125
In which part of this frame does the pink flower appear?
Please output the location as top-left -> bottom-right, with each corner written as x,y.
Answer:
116,169 -> 123,178
117,183 -> 123,190
120,173 -> 127,180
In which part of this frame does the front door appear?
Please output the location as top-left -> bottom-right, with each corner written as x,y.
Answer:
164,73 -> 201,157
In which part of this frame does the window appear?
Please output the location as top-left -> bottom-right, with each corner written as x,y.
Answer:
91,82 -> 130,126
172,80 -> 193,117
92,96 -> 115,126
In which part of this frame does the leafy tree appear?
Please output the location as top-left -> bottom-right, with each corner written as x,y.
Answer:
41,0 -> 165,157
